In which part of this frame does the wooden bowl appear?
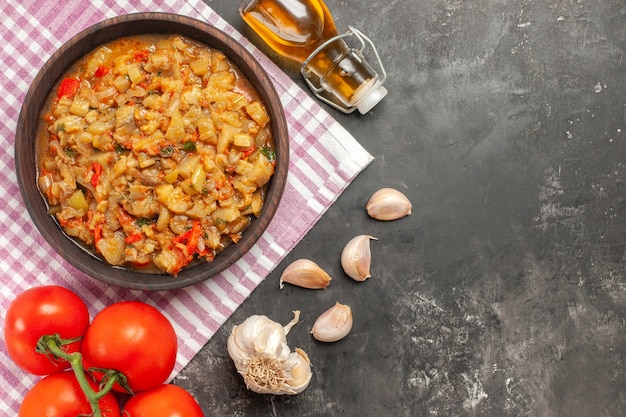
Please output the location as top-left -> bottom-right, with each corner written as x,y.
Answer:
15,13 -> 289,290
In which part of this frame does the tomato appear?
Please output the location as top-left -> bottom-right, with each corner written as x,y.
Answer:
122,384 -> 204,417
81,301 -> 178,393
18,370 -> 120,417
4,285 -> 90,375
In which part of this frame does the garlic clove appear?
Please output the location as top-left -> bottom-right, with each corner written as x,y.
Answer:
287,348 -> 312,393
279,259 -> 332,289
311,302 -> 353,342
341,235 -> 377,281
366,187 -> 412,221
227,311 -> 312,395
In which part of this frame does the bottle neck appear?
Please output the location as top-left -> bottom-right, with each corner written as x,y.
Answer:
302,29 -> 386,113
305,42 -> 377,100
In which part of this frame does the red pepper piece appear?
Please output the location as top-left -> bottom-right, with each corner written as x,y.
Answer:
90,162 -> 103,188
242,147 -> 256,159
93,224 -> 102,246
172,220 -> 202,261
133,50 -> 150,63
186,221 -> 202,255
57,77 -> 81,99
125,233 -> 143,244
94,65 -> 110,77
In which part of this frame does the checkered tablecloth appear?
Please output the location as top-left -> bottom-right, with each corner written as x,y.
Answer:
0,0 -> 373,412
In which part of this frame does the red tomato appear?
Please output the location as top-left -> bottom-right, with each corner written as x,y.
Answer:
4,285 -> 90,375
122,384 -> 204,417
18,370 -> 120,417
81,301 -> 178,393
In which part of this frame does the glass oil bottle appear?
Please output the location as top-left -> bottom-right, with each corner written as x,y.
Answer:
239,0 -> 388,114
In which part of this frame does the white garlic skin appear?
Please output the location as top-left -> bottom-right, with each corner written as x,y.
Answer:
366,188 -> 412,221
227,311 -> 312,395
280,259 -> 332,289
311,302 -> 353,342
341,235 -> 377,281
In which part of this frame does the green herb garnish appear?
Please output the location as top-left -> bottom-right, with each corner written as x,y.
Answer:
136,217 -> 156,227
260,146 -> 276,163
160,144 -> 175,157
182,141 -> 197,152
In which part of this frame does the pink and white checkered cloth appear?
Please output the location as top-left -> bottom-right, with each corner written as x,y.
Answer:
0,0 -> 373,413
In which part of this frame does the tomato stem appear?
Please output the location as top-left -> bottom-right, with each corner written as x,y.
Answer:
34,334 -> 80,367
92,371 -> 119,401
39,335 -> 115,417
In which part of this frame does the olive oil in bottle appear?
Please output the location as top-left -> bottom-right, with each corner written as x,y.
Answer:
239,0 -> 387,114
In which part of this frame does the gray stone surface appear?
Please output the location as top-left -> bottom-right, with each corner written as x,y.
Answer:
174,1 -> 626,415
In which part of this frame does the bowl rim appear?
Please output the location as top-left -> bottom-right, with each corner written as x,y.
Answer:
15,12 -> 289,291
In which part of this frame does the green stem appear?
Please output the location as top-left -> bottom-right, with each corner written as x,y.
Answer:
41,335 -> 111,417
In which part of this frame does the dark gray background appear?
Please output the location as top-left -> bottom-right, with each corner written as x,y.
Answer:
174,1 -> 626,416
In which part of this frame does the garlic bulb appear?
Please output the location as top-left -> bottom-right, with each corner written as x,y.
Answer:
279,259 -> 332,289
311,302 -> 353,342
341,235 -> 377,281
366,188 -> 412,221
227,311 -> 312,395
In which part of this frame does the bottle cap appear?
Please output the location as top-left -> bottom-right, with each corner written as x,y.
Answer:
353,79 -> 388,114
